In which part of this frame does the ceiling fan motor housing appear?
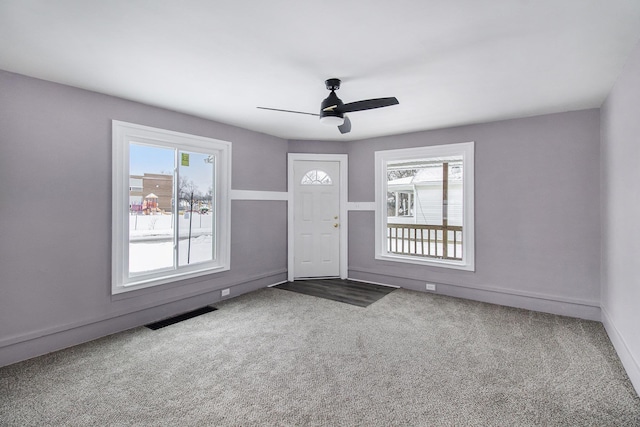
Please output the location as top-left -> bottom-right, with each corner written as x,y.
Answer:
320,90 -> 344,121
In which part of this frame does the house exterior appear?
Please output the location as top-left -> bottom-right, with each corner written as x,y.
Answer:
387,164 -> 463,226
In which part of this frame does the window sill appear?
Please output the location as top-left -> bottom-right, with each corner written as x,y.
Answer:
375,253 -> 475,271
112,264 -> 230,295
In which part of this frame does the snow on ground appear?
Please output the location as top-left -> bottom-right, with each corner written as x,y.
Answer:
128,213 -> 213,273
129,235 -> 213,273
129,212 -> 212,239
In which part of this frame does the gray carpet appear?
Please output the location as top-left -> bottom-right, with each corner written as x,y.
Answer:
1,288 -> 639,426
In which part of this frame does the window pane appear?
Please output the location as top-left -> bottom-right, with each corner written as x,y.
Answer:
178,151 -> 215,266
386,156 -> 463,260
129,144 -> 175,274
301,169 -> 332,185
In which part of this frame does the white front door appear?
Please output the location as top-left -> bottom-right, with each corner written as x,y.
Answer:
292,160 -> 341,278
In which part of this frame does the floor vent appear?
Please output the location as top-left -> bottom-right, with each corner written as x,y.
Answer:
145,306 -> 217,330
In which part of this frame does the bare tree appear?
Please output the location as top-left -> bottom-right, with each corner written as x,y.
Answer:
387,169 -> 417,181
178,177 -> 200,208
178,177 -> 202,264
148,216 -> 159,230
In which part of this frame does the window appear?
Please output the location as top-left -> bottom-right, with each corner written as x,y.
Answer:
375,142 -> 474,271
112,121 -> 231,294
301,169 -> 332,185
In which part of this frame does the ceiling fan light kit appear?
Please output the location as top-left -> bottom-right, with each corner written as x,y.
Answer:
257,78 -> 398,134
319,115 -> 345,126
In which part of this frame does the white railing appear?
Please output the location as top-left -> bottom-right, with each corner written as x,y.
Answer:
387,223 -> 463,260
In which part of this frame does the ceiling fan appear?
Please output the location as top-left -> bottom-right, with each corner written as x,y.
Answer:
257,78 -> 399,134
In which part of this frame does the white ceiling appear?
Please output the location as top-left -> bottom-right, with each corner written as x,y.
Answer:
1,1 -> 640,141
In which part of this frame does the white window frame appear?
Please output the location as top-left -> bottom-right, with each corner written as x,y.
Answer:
374,142 -> 475,271
112,121 -> 231,294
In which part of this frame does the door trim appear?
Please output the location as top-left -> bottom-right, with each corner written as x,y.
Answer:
288,153 -> 348,282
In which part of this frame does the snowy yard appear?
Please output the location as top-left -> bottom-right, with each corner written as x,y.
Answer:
128,213 -> 213,273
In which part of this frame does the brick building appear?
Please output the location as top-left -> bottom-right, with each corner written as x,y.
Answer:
129,173 -> 173,213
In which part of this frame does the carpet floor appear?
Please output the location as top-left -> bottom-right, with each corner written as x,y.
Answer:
1,288 -> 639,426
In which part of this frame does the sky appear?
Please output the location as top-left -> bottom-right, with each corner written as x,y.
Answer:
130,143 -> 213,194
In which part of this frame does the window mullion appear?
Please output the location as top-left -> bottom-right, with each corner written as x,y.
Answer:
173,150 -> 180,271
211,156 -> 217,262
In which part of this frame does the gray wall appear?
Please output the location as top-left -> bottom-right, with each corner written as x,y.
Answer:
601,41 -> 640,393
346,110 -> 602,320
288,139 -> 348,154
0,70 -> 288,367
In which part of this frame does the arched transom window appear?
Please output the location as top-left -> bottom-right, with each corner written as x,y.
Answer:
301,169 -> 332,185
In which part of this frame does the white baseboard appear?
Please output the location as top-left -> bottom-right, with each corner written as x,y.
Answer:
601,306 -> 640,396
348,269 -> 601,321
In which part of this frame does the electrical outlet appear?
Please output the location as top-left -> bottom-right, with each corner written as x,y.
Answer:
221,288 -> 230,297
425,283 -> 436,291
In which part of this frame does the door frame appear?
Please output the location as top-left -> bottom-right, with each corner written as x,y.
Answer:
288,153 -> 348,282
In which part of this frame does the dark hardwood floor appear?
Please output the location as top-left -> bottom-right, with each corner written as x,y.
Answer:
274,278 -> 396,307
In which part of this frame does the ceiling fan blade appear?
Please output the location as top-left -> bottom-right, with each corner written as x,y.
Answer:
256,107 -> 319,117
337,97 -> 399,114
338,115 -> 351,134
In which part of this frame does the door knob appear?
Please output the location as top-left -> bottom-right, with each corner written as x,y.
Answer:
333,223 -> 339,228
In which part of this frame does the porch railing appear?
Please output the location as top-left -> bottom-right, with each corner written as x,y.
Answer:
387,223 -> 463,260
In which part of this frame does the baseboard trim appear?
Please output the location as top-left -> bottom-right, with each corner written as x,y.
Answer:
348,268 -> 601,321
601,306 -> 640,395
0,271 -> 287,368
